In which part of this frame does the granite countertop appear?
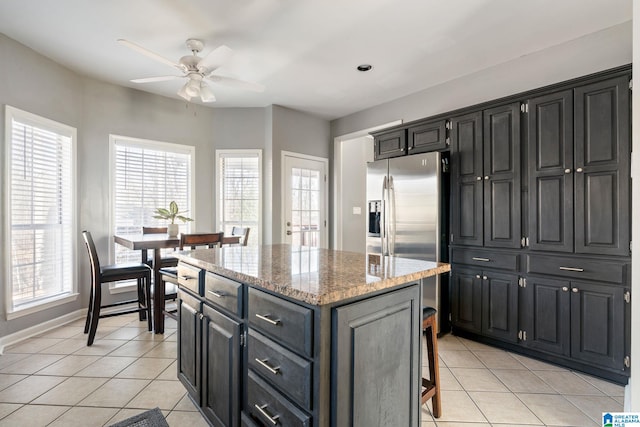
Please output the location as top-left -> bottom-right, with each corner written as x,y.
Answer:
173,244 -> 450,306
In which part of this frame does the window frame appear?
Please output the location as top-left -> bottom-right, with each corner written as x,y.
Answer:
110,135 -> 196,291
3,105 -> 79,319
215,149 -> 262,245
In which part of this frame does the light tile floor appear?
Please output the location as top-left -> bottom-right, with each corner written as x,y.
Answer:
0,314 -> 625,426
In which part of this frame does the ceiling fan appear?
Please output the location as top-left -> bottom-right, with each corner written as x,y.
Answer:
117,38 -> 265,102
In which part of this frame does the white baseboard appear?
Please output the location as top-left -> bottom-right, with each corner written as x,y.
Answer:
0,309 -> 85,354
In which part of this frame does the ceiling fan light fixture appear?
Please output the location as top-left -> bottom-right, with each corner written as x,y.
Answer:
177,82 -> 191,101
199,82 -> 216,102
185,78 -> 201,97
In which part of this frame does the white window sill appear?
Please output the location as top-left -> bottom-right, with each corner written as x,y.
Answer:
6,293 -> 80,320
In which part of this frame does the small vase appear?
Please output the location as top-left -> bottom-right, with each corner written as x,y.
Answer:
167,224 -> 179,237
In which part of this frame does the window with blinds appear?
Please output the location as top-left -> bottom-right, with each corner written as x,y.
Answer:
5,106 -> 76,313
112,136 -> 194,266
217,150 -> 261,245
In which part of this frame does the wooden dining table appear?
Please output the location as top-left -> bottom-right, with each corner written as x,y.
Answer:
113,232 -> 240,333
113,233 -> 180,334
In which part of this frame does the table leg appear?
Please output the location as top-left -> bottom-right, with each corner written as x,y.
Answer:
153,249 -> 165,334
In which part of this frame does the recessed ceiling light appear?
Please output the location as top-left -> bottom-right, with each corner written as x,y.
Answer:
357,64 -> 373,72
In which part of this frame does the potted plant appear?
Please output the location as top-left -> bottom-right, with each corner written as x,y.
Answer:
154,201 -> 193,237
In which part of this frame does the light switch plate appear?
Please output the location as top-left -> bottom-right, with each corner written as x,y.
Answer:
352,206 -> 361,215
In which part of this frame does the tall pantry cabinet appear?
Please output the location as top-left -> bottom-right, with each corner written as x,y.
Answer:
371,65 -> 633,384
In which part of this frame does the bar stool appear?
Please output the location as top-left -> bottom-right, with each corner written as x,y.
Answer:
421,307 -> 441,418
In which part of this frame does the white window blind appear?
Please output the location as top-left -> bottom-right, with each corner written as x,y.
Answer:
217,150 -> 261,245
112,136 -> 194,264
6,107 -> 76,313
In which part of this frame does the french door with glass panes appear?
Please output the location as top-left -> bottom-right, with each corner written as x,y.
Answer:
283,152 -> 328,248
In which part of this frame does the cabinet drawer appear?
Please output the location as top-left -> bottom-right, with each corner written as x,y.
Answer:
408,119 -> 447,153
248,288 -> 313,358
247,370 -> 311,427
241,412 -> 260,427
451,248 -> 518,271
527,255 -> 625,283
205,272 -> 243,316
177,263 -> 204,296
248,329 -> 312,410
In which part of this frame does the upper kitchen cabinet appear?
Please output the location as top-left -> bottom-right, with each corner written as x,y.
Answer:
407,119 -> 448,154
450,103 -> 521,248
574,76 -> 630,256
528,76 -> 630,256
373,128 -> 406,160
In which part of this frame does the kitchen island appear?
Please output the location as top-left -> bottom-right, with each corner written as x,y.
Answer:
172,244 -> 450,427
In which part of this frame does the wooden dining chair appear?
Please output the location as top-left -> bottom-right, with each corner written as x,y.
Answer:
222,226 -> 250,246
82,231 -> 152,345
155,232 -> 224,333
141,226 -> 179,268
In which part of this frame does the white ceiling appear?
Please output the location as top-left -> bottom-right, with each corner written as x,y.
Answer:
0,0 -> 632,120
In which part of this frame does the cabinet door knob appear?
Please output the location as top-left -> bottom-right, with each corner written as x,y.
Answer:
562,287 -> 569,292
572,287 -> 579,293
564,168 -> 571,174
475,275 -> 481,279
484,176 -> 489,180
576,167 -> 583,173
408,146 -> 413,151
482,275 -> 488,280
476,176 -> 482,181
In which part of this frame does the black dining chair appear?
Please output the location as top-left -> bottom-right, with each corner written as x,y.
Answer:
155,232 -> 224,333
82,231 -> 153,345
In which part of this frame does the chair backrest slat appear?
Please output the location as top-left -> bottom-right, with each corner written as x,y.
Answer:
82,230 -> 101,281
180,232 -> 224,250
231,226 -> 250,246
142,226 -> 168,234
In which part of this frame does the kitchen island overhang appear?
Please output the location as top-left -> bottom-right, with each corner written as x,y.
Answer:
172,244 -> 450,426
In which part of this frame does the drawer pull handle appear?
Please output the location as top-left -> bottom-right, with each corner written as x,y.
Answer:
559,266 -> 584,272
207,290 -> 225,298
254,404 -> 279,425
180,275 -> 195,280
472,257 -> 490,262
255,358 -> 281,375
255,313 -> 281,326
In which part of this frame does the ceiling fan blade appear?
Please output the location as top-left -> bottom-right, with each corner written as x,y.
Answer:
206,75 -> 265,92
131,76 -> 183,83
197,45 -> 234,74
117,39 -> 184,71
199,83 -> 216,102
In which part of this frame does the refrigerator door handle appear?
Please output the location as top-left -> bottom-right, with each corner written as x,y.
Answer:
389,175 -> 396,256
381,175 -> 388,255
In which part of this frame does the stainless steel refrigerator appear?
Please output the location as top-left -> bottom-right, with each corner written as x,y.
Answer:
366,152 -> 441,328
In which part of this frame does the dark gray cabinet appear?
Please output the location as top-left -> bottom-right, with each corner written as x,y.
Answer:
522,276 -> 626,372
450,111 -> 483,246
202,304 -> 242,427
451,266 -> 518,343
482,103 -> 521,249
333,285 -> 421,427
528,90 -> 574,252
529,76 -> 630,256
178,289 -> 201,400
407,119 -> 448,154
373,129 -> 406,160
178,279 -> 243,427
451,103 -> 521,248
451,267 -> 482,333
574,76 -> 630,256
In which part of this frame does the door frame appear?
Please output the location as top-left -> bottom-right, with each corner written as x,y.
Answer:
332,120 -> 402,250
281,151 -> 329,247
